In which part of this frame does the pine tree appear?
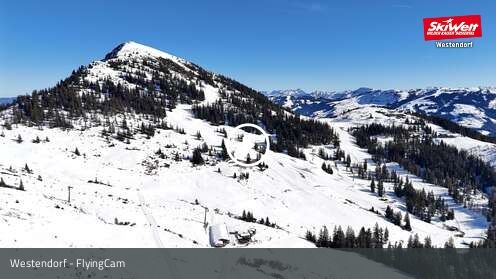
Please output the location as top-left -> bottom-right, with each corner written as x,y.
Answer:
394,178 -> 404,197
444,237 -> 455,248
412,233 -> 422,248
305,231 -> 316,243
220,139 -> 229,160
357,227 -> 367,248
342,227 -> 354,248
372,223 -> 382,248
19,180 -> 24,191
370,179 -> 376,193
385,205 -> 393,220
365,228 -> 372,248
246,211 -> 254,222
74,147 -> 81,156
190,148 -> 204,165
24,163 -> 31,173
407,235 -> 414,248
317,226 -> 329,247
424,236 -> 432,248
394,211 -> 402,226
377,180 -> 384,197
447,209 -> 455,220
332,226 -> 346,248
199,142 -> 208,153
404,213 -> 412,231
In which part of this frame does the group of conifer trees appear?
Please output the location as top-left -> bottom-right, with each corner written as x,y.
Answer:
4,54 -> 341,161
192,98 -> 339,158
240,210 -> 276,228
352,123 -> 496,193
306,222 -> 456,248
412,112 -> 496,144
350,121 -> 496,247
190,74 -> 340,158
351,123 -> 496,219
350,156 -> 453,223
306,224 -> 391,248
7,57 -> 207,128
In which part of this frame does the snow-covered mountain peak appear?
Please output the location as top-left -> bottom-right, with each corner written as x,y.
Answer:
85,41 -> 203,95
265,88 -> 308,97
310,90 -> 338,98
104,41 -> 186,64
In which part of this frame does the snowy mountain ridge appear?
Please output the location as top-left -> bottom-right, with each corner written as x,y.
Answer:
267,87 -> 496,136
104,41 -> 186,63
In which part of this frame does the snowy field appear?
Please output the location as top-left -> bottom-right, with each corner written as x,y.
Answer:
0,42 -> 491,248
0,104 -> 490,248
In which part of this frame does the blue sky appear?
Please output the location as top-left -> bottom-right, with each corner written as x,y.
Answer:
0,0 -> 495,97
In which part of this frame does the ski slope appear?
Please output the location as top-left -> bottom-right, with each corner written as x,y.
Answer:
0,42 -> 490,248
0,104 -> 489,247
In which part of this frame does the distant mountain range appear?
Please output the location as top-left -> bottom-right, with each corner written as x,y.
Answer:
265,87 -> 496,136
0,97 -> 15,105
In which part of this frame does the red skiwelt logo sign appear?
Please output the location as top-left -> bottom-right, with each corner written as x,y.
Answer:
423,15 -> 482,41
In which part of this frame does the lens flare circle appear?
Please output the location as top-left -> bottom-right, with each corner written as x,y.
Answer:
225,123 -> 270,167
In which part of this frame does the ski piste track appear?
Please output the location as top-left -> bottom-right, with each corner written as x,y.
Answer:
137,189 -> 182,279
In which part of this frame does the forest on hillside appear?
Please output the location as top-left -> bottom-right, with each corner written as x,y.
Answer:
2,56 -> 339,159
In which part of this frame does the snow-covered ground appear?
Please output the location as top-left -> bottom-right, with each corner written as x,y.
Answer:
0,42 -> 491,248
0,104 -> 489,248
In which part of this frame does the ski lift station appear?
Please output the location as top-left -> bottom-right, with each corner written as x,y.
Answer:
209,223 -> 230,247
